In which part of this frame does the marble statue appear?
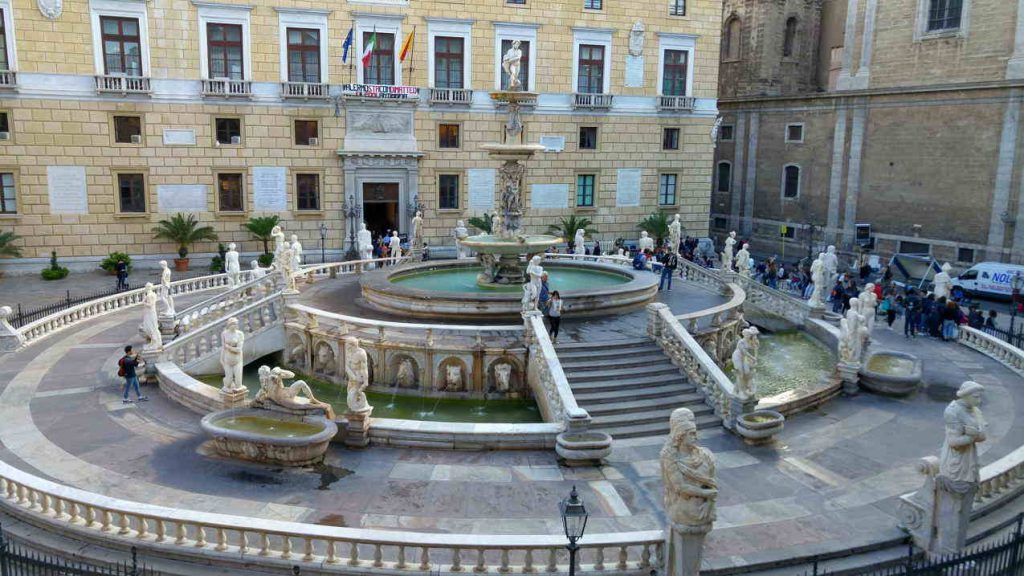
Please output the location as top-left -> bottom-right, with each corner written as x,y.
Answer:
494,363 -> 512,392
721,231 -> 737,271
669,215 -> 683,255
357,222 -> 374,266
315,344 -> 336,376
158,260 -> 175,316
396,358 -> 416,388
839,298 -> 867,364
934,263 -> 953,300
139,283 -> 162,351
225,243 -> 241,287
388,231 -> 402,263
255,365 -> 335,419
527,255 -> 545,295
444,364 -> 463,391
411,211 -> 424,253
280,246 -> 298,293
823,245 -> 839,287
271,225 -> 287,267
860,283 -> 879,334
941,381 -> 986,484
731,327 -> 759,400
628,21 -> 646,57
502,40 -> 523,91
219,317 -> 245,393
809,252 -> 827,306
522,281 -> 538,312
735,243 -> 752,278
289,235 -> 303,272
638,231 -> 655,253
661,407 -> 718,576
453,220 -> 469,259
574,229 -> 586,259
250,260 -> 266,281
343,337 -> 371,414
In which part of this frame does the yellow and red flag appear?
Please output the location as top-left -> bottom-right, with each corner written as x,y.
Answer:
399,28 -> 415,62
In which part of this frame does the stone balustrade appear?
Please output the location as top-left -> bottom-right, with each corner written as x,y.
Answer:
675,283 -> 748,366
678,259 -> 728,294
679,260 -> 813,328
958,326 -> 1024,375
161,293 -> 284,370
524,311 -> 591,428
543,253 -> 632,267
648,303 -> 748,429
173,271 -> 275,333
976,445 -> 1024,514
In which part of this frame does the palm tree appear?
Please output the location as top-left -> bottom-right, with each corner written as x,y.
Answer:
245,215 -> 280,255
468,213 -> 493,234
152,213 -> 218,260
637,212 -> 671,246
0,230 -> 22,258
546,215 -> 597,249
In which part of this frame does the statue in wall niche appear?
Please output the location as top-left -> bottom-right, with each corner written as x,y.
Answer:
823,245 -> 839,287
357,222 -> 374,264
638,231 -> 655,254
271,225 -> 287,268
735,243 -> 752,278
139,283 -> 162,351
315,344 -> 336,376
809,252 -> 827,307
661,407 -> 718,576
933,263 -> 954,301
522,281 -> 538,312
158,260 -> 175,316
396,358 -> 417,388
443,364 -> 463,391
290,235 -> 303,272
280,246 -> 298,293
574,229 -> 586,259
220,318 -> 245,393
629,21 -> 646,57
502,40 -> 524,91
494,363 -> 513,392
288,337 -> 306,367
839,298 -> 867,364
411,211 -> 424,253
721,231 -> 737,271
941,381 -> 986,484
527,255 -> 545,295
860,283 -> 879,334
225,243 -> 241,287
453,220 -> 469,259
388,231 -> 402,263
731,327 -> 759,400
255,365 -> 335,419
344,337 -> 371,413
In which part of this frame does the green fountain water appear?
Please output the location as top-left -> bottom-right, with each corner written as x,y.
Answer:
212,415 -> 325,438
390,265 -> 629,294
727,331 -> 834,397
866,354 -> 916,375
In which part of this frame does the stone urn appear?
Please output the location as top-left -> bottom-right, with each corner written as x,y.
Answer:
735,410 -> 785,445
555,431 -> 612,466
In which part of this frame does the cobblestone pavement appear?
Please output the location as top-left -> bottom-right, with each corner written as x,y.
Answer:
0,269 -> 196,311
0,279 -> 1021,570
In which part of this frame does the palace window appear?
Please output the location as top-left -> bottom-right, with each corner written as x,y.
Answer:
500,39 -> 530,90
785,123 -> 804,143
782,165 -> 801,199
723,17 -> 741,61
208,23 -> 244,79
663,128 -> 680,150
576,174 -> 595,207
0,112 -> 8,135
287,28 -> 320,83
579,126 -> 598,150
662,49 -> 688,96
577,45 -> 605,94
434,37 -> 464,89
957,247 -> 975,263
927,0 -> 962,31
659,174 -> 677,206
217,172 -> 244,212
717,162 -> 732,193
296,173 -> 320,211
215,117 -> 241,145
0,9 -> 10,71
439,174 -> 459,209
438,123 -> 460,148
670,0 -> 685,16
0,172 -> 15,214
364,32 -> 395,85
294,119 -> 318,146
720,124 -> 735,142
584,0 -> 602,10
101,17 -> 143,76
113,116 -> 142,144
118,173 -> 146,213
783,17 -> 798,57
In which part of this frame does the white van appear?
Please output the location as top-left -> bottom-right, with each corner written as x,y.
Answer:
950,262 -> 1024,299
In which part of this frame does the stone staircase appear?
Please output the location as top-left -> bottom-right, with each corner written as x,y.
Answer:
556,338 -> 720,439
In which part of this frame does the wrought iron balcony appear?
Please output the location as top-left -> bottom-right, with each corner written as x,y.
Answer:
94,74 -> 151,96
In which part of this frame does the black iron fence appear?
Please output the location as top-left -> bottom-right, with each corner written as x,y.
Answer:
0,527 -> 159,576
982,324 -> 1024,350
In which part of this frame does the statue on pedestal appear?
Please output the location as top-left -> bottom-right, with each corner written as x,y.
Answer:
933,263 -> 953,300
721,231 -> 737,271
250,260 -> 266,280
158,260 -> 175,316
225,243 -> 241,287
344,337 -> 371,414
255,365 -> 334,419
809,253 -> 827,307
271,225 -> 287,268
220,317 -> 245,393
860,283 -> 879,334
661,407 -> 717,576
289,235 -> 303,272
638,231 -> 655,253
357,223 -> 374,264
731,327 -> 759,400
522,281 -> 538,312
527,255 -> 545,295
573,229 -> 586,259
411,211 -> 424,254
839,298 -> 867,364
388,231 -> 402,263
139,283 -> 162,351
453,220 -> 469,259
735,243 -> 752,278
502,40 -> 524,91
280,246 -> 298,293
669,214 -> 683,255
823,245 -> 839,287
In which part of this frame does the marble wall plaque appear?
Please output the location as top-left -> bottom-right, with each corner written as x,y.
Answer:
163,129 -> 196,146
157,184 -> 207,213
252,167 -> 288,211
616,168 -> 642,207
531,184 -> 568,209
467,169 -> 496,212
46,166 -> 88,214
624,55 -> 645,88
539,136 -> 565,152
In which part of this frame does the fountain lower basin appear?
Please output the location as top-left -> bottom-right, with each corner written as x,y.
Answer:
859,351 -> 922,396
201,407 -> 338,466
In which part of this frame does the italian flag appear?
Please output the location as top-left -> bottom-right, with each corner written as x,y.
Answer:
361,31 -> 376,68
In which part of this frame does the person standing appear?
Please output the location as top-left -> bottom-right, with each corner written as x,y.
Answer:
118,345 -> 148,404
904,289 -> 921,338
115,258 -> 129,291
659,250 -> 678,292
941,299 -> 960,342
547,291 -> 563,342
537,272 -> 551,314
592,240 -> 602,257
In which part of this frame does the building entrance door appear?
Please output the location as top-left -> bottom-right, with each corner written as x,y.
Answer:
362,182 -> 400,239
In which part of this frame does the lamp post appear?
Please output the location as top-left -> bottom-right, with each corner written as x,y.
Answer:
560,486 -> 589,576
341,194 -> 362,261
319,222 -> 328,264
1011,272 -> 1023,335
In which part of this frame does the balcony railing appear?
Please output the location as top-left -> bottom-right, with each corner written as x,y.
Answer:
0,70 -> 16,90
572,92 -> 614,110
429,87 -> 473,105
281,81 -> 330,100
94,74 -> 151,96
493,93 -> 538,107
658,94 -> 696,112
202,78 -> 253,99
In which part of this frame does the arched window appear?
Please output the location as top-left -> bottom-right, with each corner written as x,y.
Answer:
782,164 -> 801,198
783,17 -> 798,57
723,17 -> 741,61
716,162 -> 732,193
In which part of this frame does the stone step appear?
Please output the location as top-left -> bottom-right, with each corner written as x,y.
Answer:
554,338 -> 653,351
565,363 -> 681,383
594,414 -> 720,439
590,403 -> 713,427
560,351 -> 670,371
556,344 -> 663,362
573,383 -> 696,404
568,372 -> 689,393
583,393 -> 707,416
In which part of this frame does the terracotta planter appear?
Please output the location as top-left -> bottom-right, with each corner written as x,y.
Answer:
173,258 -> 190,272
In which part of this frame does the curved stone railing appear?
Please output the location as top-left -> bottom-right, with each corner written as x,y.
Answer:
524,310 -> 590,429
647,302 -> 748,429
678,258 -> 729,294
161,293 -> 284,370
173,271 -> 279,334
299,257 -> 412,280
543,252 -> 632,267
959,326 -> 1024,376
676,282 -> 746,332
729,273 -> 813,327
976,445 -> 1024,515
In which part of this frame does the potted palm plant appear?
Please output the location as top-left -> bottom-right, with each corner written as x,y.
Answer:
547,215 -> 597,250
637,212 -> 671,247
245,215 -> 279,267
153,213 -> 219,272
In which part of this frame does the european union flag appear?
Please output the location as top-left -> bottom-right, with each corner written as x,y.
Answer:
342,28 -> 354,63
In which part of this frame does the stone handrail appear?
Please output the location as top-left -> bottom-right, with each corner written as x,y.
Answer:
958,326 -> 1024,375
976,445 -> 1024,513
0,458 -> 662,574
647,303 -> 746,429
676,282 -> 746,333
543,252 -> 632,267
523,310 -> 590,428
16,272 -> 238,347
173,270 -> 271,332
299,257 -> 413,279
729,273 -> 813,327
161,293 -> 284,369
678,258 -> 729,294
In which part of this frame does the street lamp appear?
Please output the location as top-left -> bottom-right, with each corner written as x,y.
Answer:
319,222 -> 328,264
560,485 -> 589,576
340,194 -> 362,261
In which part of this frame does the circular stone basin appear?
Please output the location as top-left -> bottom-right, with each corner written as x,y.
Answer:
201,408 -> 338,467
360,259 -> 658,320
859,351 -> 923,396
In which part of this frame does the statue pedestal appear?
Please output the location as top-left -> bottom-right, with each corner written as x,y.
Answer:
899,459 -> 976,558
158,313 -> 177,337
727,396 -> 757,431
837,361 -> 860,396
219,387 -> 248,409
345,407 -> 373,448
666,522 -> 712,576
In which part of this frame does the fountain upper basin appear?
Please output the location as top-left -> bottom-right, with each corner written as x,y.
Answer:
458,234 -> 562,255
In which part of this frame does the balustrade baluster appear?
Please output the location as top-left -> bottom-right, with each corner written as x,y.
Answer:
155,519 -> 165,543
195,526 -> 207,547
85,506 -> 95,528
524,549 -> 534,572
38,492 -> 48,514
396,545 -> 406,569
303,537 -> 314,561
118,512 -> 131,535
546,548 -> 558,572
325,540 -> 337,564
373,543 -> 383,567
420,547 -> 430,570
640,544 -> 652,568
16,484 -> 25,505
215,528 -> 228,551
280,534 -> 292,559
474,548 -> 486,572
452,547 -> 462,571
499,549 -> 510,572
137,516 -> 148,539
68,501 -> 78,523
100,509 -> 112,532
595,547 -> 605,570
259,533 -> 271,556
348,542 -> 360,566
617,546 -> 628,569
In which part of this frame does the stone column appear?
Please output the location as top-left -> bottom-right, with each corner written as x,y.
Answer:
742,113 -> 759,236
826,108 -> 848,245
647,303 -> 669,339
345,407 -> 373,448
1007,0 -> 1024,79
